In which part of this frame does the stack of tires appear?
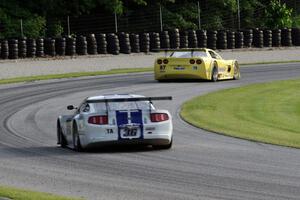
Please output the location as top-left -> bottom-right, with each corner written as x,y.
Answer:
107,33 -> 120,55
95,34 -> 107,54
235,31 -> 244,48
45,38 -> 56,56
292,28 -> 300,46
27,38 -> 36,57
272,29 -> 281,47
180,30 -> 188,48
243,29 -> 253,47
188,30 -> 198,48
76,36 -> 87,55
263,30 -> 272,47
66,37 -> 76,56
55,37 -> 66,56
8,39 -> 18,59
253,29 -> 263,48
216,30 -> 227,49
207,30 -> 217,50
169,29 -> 180,49
140,33 -> 150,53
18,38 -> 27,58
87,34 -> 97,55
118,32 -> 131,54
1,40 -> 9,59
227,31 -> 235,49
36,38 -> 45,57
130,33 -> 140,53
281,28 -> 292,46
160,31 -> 170,49
149,32 -> 160,52
196,30 -> 207,48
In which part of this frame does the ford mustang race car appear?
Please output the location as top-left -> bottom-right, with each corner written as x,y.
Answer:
57,94 -> 173,151
154,48 -> 240,81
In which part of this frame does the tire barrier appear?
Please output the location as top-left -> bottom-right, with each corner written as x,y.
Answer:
196,30 -> 207,48
180,30 -> 188,48
292,28 -> 300,46
55,37 -> 66,56
169,29 -> 180,49
235,31 -> 244,48
130,33 -> 140,53
36,38 -> 44,57
107,33 -> 120,55
140,33 -> 150,53
188,30 -> 198,48
18,38 -> 27,58
27,38 -> 36,58
263,30 -> 272,47
118,32 -> 131,54
207,30 -> 217,50
227,31 -> 235,49
253,29 -> 263,48
243,29 -> 253,47
76,36 -> 87,55
1,40 -> 9,59
45,38 -> 56,56
160,31 -> 170,49
66,37 -> 76,56
87,34 -> 97,55
95,33 -> 107,54
281,28 -> 292,46
216,30 -> 227,49
8,39 -> 18,59
272,29 -> 281,47
149,32 -> 160,52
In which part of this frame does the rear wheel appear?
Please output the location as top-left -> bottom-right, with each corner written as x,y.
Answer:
211,66 -> 218,82
233,61 -> 241,80
72,123 -> 82,152
57,122 -> 66,148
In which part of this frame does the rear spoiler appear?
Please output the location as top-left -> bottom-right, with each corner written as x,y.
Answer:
86,96 -> 172,103
154,48 -> 207,57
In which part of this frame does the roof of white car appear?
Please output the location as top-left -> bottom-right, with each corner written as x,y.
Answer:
87,94 -> 145,101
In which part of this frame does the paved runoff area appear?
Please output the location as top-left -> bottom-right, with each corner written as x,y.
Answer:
0,47 -> 300,79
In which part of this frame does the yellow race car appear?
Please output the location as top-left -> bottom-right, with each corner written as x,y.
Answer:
154,48 -> 240,82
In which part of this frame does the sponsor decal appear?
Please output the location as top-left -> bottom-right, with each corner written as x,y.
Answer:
174,66 -> 185,70
106,129 -> 113,134
192,66 -> 198,70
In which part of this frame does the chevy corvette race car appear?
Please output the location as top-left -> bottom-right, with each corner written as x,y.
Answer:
57,94 -> 173,151
154,48 -> 240,81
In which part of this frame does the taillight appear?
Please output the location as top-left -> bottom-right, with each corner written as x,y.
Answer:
190,59 -> 195,64
157,59 -> 162,64
88,115 -> 108,125
196,59 -> 202,64
150,113 -> 169,122
163,59 -> 169,64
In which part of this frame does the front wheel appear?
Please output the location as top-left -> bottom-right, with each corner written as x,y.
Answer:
211,67 -> 218,82
233,61 -> 241,80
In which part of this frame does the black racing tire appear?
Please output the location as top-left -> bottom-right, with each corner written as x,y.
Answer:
57,121 -> 67,148
233,61 -> 241,80
72,122 -> 83,152
153,137 -> 173,150
211,65 -> 218,82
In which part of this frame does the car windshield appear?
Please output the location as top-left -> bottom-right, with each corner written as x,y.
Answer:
92,101 -> 154,111
170,51 -> 207,58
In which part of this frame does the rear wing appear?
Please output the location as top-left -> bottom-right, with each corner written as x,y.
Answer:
86,96 -> 172,103
155,48 -> 207,57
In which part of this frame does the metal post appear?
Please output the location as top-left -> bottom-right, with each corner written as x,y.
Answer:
160,4 -> 163,32
67,16 -> 70,36
114,12 -> 118,33
197,1 -> 201,29
237,0 -> 240,30
20,19 -> 24,38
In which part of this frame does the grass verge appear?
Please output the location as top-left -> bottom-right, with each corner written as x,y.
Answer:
0,67 -> 152,85
0,185 -> 82,200
181,78 -> 300,148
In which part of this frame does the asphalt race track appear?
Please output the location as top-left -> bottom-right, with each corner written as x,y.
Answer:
1,63 -> 300,200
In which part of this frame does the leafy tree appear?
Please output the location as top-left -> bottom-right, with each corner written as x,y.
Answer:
264,0 -> 293,28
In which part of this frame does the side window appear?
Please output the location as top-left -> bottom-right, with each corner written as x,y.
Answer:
209,51 -> 217,59
79,103 -> 90,113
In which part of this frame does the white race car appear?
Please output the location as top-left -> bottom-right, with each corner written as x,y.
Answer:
57,94 -> 173,151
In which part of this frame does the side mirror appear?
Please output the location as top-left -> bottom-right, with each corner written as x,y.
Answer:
67,105 -> 75,110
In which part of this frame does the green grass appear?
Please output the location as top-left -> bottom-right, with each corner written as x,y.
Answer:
0,67 -> 152,85
241,60 -> 300,66
181,78 -> 300,148
0,185 -> 83,200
